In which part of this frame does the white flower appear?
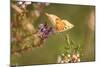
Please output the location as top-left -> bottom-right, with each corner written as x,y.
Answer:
72,54 -> 78,59
17,1 -> 23,5
25,1 -> 32,5
61,61 -> 64,63
67,54 -> 71,57
77,58 -> 80,62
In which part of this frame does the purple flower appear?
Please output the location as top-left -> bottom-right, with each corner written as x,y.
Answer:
38,23 -> 54,39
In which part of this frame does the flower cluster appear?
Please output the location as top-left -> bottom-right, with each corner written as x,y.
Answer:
57,34 -> 81,64
57,53 -> 80,63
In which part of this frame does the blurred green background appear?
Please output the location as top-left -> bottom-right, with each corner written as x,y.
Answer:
11,2 -> 95,65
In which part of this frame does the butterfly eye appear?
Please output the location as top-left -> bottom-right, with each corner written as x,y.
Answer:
64,26 -> 67,29
56,18 -> 59,20
56,17 -> 61,21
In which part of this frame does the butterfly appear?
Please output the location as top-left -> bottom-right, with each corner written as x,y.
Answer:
45,13 -> 74,32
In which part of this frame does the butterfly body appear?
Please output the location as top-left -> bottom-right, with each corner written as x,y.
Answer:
56,19 -> 66,31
